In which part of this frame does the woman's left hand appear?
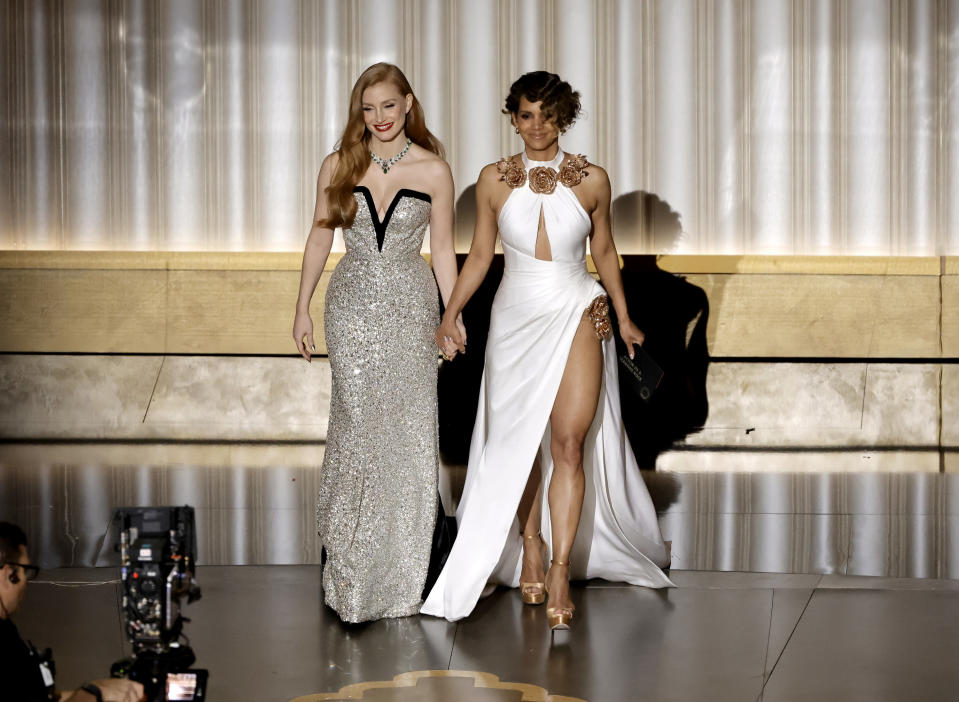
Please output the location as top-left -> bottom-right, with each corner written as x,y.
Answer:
619,318 -> 645,359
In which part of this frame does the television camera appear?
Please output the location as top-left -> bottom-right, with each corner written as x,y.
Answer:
110,506 -> 208,702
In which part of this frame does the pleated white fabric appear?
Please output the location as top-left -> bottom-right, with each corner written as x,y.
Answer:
421,151 -> 673,621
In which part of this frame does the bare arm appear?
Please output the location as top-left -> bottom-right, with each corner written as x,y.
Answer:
585,166 -> 645,356
436,164 -> 501,355
427,160 -> 457,308
293,154 -> 337,361
60,678 -> 145,702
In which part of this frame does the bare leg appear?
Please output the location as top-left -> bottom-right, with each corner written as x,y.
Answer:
522,203 -> 551,586
545,312 -> 603,620
517,456 -> 545,600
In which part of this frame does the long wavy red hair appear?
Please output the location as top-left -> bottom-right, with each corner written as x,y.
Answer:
320,63 -> 444,230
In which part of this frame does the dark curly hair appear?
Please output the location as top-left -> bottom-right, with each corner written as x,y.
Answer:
503,71 -> 582,133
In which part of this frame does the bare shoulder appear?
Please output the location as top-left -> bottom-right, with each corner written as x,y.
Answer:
478,160 -> 505,184
318,151 -> 340,178
408,144 -> 450,175
480,151 -> 524,183
421,152 -> 453,180
321,151 -> 340,170
582,160 -> 610,187
409,143 -> 444,165
478,159 -> 515,199
580,159 -> 610,201
316,151 -> 340,187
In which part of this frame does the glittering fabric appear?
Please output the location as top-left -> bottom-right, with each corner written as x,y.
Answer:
586,295 -> 612,340
316,187 -> 439,623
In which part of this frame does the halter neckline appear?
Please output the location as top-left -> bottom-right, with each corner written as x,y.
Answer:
522,149 -> 564,169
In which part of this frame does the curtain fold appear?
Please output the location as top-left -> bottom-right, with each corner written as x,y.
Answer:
1,0 -> 957,254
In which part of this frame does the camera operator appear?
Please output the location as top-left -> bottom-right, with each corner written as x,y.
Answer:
0,522 -> 145,702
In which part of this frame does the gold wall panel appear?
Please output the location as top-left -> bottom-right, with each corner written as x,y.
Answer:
0,269 -> 167,353
942,275 -> 959,358
0,253 -> 336,355
687,274 -> 942,358
0,254 -> 953,357
165,270 -> 329,355
658,256 -> 942,276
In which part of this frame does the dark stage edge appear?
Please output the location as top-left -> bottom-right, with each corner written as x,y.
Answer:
14,566 -> 959,702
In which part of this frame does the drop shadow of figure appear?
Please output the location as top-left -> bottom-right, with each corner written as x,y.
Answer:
610,192 -> 710,498
437,185 -> 501,468
437,189 -> 706,514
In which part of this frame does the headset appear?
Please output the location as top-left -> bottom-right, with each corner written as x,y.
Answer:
1,559 -> 20,584
0,560 -> 11,619
0,559 -> 19,621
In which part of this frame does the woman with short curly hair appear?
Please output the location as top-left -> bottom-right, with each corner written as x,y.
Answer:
424,71 -> 673,628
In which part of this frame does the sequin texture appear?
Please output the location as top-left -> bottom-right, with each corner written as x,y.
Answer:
316,189 -> 439,622
586,294 -> 612,340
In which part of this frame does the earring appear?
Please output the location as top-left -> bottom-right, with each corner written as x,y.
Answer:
515,127 -> 520,134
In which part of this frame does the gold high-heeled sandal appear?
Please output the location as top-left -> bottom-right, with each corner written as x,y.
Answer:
545,559 -> 574,631
519,532 -> 547,605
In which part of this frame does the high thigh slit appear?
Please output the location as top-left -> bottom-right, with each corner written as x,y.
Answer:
421,151 -> 672,622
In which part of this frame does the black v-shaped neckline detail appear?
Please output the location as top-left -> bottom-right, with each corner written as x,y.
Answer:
353,186 -> 431,252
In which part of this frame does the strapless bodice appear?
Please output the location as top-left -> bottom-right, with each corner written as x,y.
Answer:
344,186 -> 431,260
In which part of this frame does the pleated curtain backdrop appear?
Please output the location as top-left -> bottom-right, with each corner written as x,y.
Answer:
1,0 -> 958,254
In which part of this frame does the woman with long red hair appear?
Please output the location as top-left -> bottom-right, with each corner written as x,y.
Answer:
293,63 -> 462,623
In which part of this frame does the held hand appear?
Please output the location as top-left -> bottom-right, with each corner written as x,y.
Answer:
435,316 -> 466,361
619,318 -> 645,359
91,678 -> 146,702
454,314 -> 468,347
293,310 -> 316,362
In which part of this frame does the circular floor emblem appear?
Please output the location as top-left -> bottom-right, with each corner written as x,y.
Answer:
289,670 -> 587,701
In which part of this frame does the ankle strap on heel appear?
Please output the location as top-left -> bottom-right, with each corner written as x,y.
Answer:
550,559 -> 570,567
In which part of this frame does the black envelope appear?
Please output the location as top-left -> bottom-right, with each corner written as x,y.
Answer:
617,345 -> 664,403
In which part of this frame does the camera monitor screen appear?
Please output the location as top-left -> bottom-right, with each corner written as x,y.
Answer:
166,672 -> 198,701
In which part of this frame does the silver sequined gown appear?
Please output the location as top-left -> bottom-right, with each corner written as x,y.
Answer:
316,185 -> 439,623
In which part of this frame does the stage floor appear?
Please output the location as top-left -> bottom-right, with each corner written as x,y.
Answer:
14,566 -> 959,702
3,352 -> 958,700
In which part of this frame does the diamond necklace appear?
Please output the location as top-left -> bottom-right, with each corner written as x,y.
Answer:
370,138 -> 412,174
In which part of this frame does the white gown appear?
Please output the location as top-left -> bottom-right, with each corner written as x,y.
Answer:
421,150 -> 673,621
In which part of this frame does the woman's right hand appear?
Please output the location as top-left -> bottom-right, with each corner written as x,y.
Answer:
293,310 -> 315,362
435,315 -> 466,360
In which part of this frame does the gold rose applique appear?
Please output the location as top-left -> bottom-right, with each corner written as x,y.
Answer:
498,154 -> 590,194
496,157 -> 526,188
586,295 -> 612,340
559,154 -> 590,188
528,166 -> 558,194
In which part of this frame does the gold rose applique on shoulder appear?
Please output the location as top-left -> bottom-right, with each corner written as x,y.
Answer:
558,153 -> 590,188
496,157 -> 526,189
